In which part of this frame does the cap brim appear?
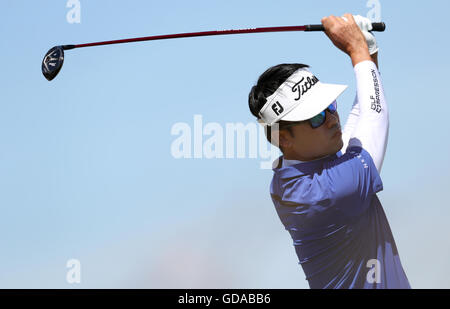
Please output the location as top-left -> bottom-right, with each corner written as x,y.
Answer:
281,83 -> 348,122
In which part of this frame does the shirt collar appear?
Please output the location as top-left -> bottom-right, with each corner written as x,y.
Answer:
272,152 -> 343,179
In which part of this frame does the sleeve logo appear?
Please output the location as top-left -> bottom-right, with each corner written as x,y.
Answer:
371,69 -> 382,113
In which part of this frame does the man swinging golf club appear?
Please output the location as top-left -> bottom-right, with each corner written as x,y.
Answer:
248,14 -> 410,289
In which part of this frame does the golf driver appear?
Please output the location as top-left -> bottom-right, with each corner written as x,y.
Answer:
42,22 -> 386,81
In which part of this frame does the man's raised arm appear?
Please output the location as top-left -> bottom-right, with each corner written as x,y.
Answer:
322,14 -> 389,172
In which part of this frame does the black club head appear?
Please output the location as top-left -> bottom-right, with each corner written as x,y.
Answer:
42,46 -> 64,81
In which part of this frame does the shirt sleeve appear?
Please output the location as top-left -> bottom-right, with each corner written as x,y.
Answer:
326,147 -> 383,205
343,61 -> 389,173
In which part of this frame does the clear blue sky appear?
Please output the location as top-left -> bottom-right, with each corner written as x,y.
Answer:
1,0 -> 449,288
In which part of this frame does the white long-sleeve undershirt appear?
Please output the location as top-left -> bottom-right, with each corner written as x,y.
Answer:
341,60 -> 389,173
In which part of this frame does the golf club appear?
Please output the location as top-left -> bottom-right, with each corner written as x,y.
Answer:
42,22 -> 386,81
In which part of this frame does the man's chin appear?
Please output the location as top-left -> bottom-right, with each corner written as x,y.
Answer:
332,138 -> 344,154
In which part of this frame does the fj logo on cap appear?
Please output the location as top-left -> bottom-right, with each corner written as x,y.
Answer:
271,102 -> 284,116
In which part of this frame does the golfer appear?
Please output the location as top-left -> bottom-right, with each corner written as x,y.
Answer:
248,14 -> 410,289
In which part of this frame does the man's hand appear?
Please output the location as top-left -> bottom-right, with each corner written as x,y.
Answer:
321,14 -> 372,67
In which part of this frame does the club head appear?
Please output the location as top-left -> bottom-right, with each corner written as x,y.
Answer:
42,46 -> 64,81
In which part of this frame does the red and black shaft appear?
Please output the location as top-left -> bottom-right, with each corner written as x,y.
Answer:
61,23 -> 386,51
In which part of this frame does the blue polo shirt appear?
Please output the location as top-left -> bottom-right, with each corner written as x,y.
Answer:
271,146 -> 411,289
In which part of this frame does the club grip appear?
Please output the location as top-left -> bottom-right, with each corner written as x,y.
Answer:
371,22 -> 386,32
305,22 -> 386,32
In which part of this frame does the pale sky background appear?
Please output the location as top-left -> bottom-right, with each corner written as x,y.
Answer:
0,0 -> 449,288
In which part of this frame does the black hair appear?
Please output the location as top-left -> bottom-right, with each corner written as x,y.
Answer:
248,63 -> 309,147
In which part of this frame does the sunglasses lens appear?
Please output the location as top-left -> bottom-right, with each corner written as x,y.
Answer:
307,101 -> 338,129
309,111 -> 326,128
328,101 -> 337,113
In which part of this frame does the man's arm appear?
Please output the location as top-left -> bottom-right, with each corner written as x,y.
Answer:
341,51 -> 378,152
322,14 -> 388,173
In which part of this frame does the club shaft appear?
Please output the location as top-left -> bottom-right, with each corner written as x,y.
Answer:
67,26 -> 307,49
62,22 -> 385,50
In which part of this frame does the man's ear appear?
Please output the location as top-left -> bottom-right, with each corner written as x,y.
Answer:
278,129 -> 292,150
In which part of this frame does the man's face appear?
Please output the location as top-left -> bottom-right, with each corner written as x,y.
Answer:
278,108 -> 344,161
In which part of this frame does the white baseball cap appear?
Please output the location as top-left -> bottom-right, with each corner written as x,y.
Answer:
258,67 -> 348,126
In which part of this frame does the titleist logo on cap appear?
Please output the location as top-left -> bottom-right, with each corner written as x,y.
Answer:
272,75 -> 319,116
292,75 -> 319,101
269,75 -> 319,117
